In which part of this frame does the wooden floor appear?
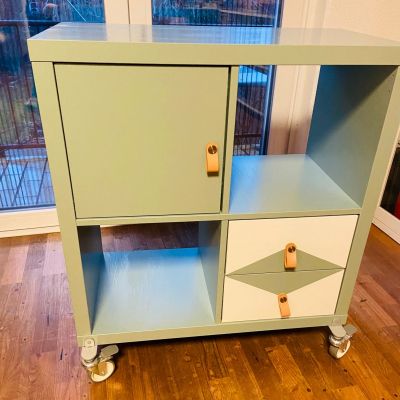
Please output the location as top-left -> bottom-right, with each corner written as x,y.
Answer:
0,224 -> 399,399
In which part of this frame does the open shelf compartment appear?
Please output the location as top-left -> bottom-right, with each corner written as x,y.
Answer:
78,222 -> 222,336
230,154 -> 360,216
88,248 -> 214,335
229,65 -> 398,217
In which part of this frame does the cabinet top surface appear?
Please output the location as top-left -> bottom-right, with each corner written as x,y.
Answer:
28,23 -> 400,65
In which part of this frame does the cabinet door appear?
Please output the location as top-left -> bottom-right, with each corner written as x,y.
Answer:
55,65 -> 228,218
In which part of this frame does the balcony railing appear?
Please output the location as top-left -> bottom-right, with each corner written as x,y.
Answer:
0,20 -> 56,209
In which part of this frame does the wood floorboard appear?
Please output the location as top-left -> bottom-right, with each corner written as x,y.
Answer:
0,224 -> 399,399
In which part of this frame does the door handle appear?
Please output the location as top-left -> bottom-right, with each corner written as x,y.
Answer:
278,293 -> 291,318
284,243 -> 297,270
206,142 -> 219,175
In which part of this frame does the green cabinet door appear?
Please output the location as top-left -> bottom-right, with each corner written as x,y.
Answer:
55,65 -> 229,218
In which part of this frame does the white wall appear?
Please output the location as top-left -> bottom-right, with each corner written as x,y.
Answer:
322,1 -> 400,242
323,0 -> 400,41
272,0 -> 400,154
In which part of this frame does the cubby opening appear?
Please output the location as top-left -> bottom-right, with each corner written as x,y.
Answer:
229,65 -> 398,216
78,222 -> 222,336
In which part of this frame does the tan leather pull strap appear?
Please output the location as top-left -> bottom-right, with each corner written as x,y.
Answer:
284,243 -> 297,269
278,293 -> 291,318
206,142 -> 219,174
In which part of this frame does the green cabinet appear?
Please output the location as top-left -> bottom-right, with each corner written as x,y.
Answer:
28,24 -> 400,358
55,64 -> 228,218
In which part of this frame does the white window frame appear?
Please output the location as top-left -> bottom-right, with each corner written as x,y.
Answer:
373,132 -> 400,244
268,0 -> 327,154
0,0 -> 326,238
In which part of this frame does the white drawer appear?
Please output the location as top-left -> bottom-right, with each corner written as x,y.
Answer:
226,215 -> 358,274
222,269 -> 344,322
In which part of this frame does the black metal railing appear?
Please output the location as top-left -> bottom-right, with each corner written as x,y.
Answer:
0,20 -> 55,154
0,0 -> 104,210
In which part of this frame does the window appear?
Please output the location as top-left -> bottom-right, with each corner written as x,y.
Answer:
0,1 -> 104,211
152,0 -> 282,155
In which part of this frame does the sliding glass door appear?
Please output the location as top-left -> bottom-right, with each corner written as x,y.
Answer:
0,1 -> 104,211
152,0 -> 282,155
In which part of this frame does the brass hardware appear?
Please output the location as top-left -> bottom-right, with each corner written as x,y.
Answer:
284,242 -> 297,269
97,361 -> 108,376
278,293 -> 291,318
208,144 -> 218,154
206,142 -> 219,174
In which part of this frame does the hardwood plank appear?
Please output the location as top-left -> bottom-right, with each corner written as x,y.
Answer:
0,339 -> 33,400
43,233 -> 66,276
0,282 -> 23,344
285,329 -> 354,396
0,236 -> 30,285
332,385 -> 368,400
266,344 -> 314,399
160,339 -> 207,400
340,345 -> 394,399
0,237 -> 11,283
105,345 -> 134,400
217,336 -> 265,399
27,349 -> 57,400
127,344 -> 156,400
239,334 -> 290,399
351,283 -> 398,328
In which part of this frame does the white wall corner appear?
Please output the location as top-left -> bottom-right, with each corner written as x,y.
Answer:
268,0 -> 327,154
129,0 -> 152,25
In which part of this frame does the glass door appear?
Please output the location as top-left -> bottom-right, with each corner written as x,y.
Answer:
0,1 -> 104,211
152,0 -> 282,156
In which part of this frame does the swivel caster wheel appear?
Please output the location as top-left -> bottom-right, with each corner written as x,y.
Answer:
89,360 -> 116,382
329,340 -> 351,359
81,339 -> 119,383
328,324 -> 356,360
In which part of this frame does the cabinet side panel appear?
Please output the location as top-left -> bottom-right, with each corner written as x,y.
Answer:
31,62 -> 91,336
78,226 -> 104,331
308,65 -> 397,206
336,67 -> 400,315
199,221 -> 221,320
199,220 -> 228,323
222,67 -> 238,213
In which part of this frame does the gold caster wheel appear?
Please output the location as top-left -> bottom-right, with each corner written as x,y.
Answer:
81,341 -> 119,383
329,340 -> 351,359
328,324 -> 356,360
89,360 -> 116,382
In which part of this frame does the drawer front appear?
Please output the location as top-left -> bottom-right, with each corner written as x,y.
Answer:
55,65 -> 228,218
226,216 -> 357,274
222,269 -> 344,322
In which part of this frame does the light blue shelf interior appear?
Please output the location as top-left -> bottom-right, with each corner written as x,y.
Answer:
83,248 -> 216,335
229,154 -> 361,216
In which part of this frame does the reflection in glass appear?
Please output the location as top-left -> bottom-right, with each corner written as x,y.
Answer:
152,0 -> 282,155
0,1 -> 104,210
